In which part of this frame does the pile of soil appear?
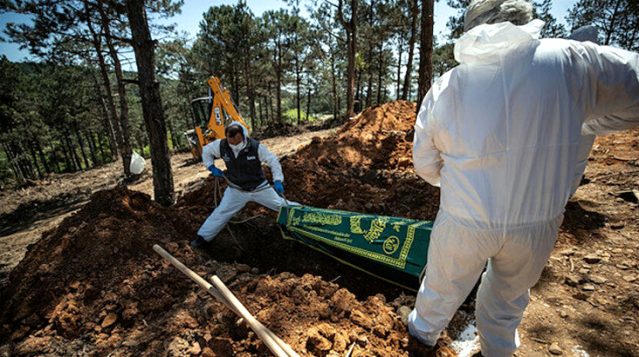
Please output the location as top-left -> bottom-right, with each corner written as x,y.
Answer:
282,100 -> 439,220
0,189 -> 195,354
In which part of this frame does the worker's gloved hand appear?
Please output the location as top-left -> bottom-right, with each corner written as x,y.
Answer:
273,180 -> 285,195
208,165 -> 224,178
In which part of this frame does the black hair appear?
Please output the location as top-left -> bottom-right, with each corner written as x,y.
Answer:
225,125 -> 244,139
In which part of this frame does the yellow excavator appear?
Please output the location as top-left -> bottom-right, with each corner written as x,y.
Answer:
184,76 -> 251,160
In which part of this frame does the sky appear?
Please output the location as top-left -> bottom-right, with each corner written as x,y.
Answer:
0,0 -> 578,62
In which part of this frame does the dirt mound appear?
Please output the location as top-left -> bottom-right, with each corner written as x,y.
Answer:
282,100 -> 440,220
0,187 -> 452,356
0,189 -> 196,342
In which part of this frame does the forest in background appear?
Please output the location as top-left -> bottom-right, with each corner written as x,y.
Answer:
0,0 -> 637,188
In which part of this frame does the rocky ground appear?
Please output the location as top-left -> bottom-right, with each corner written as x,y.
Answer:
0,101 -> 637,356
517,131 -> 639,356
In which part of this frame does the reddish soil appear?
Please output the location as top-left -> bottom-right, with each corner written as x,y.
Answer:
0,101 -> 637,356
282,101 -> 440,220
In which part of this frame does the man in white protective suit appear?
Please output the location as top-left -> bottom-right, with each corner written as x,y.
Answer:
407,0 -> 639,355
190,121 -> 295,248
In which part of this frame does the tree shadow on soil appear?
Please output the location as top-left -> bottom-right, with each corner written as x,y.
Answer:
560,200 -> 607,242
577,314 -> 636,357
0,194 -> 89,237
526,322 -> 557,341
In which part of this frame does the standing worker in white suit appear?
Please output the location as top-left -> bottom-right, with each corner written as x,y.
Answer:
191,121 -> 295,248
408,0 -> 639,355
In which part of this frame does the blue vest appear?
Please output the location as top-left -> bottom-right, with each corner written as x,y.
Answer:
220,138 -> 266,191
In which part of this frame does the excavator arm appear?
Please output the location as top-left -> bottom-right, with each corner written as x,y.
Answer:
187,76 -> 252,160
206,76 -> 251,137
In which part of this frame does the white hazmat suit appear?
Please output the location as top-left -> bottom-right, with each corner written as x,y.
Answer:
408,19 -> 639,356
198,122 -> 295,241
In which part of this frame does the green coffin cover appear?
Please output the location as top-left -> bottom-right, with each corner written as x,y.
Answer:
277,206 -> 432,290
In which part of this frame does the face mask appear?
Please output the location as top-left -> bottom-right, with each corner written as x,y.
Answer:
229,142 -> 243,151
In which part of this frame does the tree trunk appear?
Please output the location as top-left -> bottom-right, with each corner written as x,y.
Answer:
74,121 -> 91,169
396,36 -> 403,100
83,2 -> 129,175
306,85 -> 312,122
49,143 -> 61,173
27,143 -> 43,179
262,96 -> 268,124
91,70 -> 119,159
258,98 -> 264,127
20,143 -> 36,179
59,134 -> 74,172
267,81 -> 276,125
63,131 -> 81,171
345,31 -> 356,116
12,143 -> 31,180
275,39 -> 283,123
3,143 -> 25,184
244,59 -> 256,129
330,50 -> 338,121
84,130 -> 102,167
416,0 -> 434,116
138,122 -> 147,154
167,118 -> 179,151
295,57 -> 302,125
402,0 -> 418,100
604,0 -> 622,45
337,91 -> 342,118
98,2 -> 132,176
365,70 -> 373,107
86,130 -> 99,166
95,131 -> 107,164
35,140 -> 51,174
125,0 -> 174,206
231,62 -> 241,107
355,70 -> 362,113
338,0 -> 358,118
377,42 -> 384,104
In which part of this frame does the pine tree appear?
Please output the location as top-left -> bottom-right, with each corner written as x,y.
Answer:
567,0 -> 638,50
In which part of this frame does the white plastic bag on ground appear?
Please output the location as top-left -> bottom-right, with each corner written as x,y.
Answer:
130,152 -> 146,175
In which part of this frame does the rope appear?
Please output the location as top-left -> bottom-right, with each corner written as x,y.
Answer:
212,176 -> 264,226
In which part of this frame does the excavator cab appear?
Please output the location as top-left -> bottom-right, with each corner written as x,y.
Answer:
191,97 -> 212,129
184,76 -> 251,160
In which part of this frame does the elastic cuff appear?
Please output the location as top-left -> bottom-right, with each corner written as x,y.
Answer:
407,310 -> 439,347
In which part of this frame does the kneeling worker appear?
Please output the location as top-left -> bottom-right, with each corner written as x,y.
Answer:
190,121 -> 294,248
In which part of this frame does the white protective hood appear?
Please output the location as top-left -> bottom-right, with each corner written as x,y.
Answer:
225,121 -> 250,155
227,121 -> 249,140
454,19 -> 544,64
